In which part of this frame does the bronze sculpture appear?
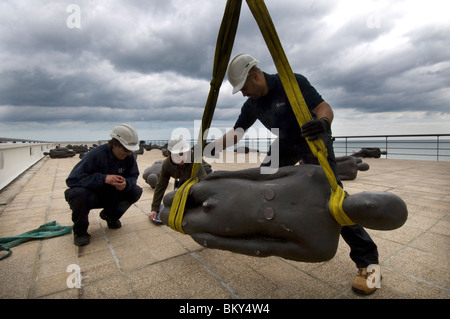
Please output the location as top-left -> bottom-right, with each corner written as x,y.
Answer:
160,165 -> 407,262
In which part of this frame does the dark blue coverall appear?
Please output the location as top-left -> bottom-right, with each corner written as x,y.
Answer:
65,144 -> 142,235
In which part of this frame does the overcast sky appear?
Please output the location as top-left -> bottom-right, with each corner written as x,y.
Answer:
0,0 -> 449,142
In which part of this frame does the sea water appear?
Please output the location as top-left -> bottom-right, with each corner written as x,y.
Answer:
146,137 -> 450,162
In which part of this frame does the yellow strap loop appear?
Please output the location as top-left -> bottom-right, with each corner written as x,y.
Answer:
329,188 -> 354,226
168,168 -> 199,234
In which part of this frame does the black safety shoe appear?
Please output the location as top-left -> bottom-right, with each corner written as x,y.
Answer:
100,211 -> 122,229
74,232 -> 91,246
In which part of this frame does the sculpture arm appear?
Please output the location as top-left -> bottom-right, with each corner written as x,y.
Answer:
191,233 -> 335,262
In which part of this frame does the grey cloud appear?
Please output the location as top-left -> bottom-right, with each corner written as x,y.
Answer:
0,0 -> 449,140
79,1 -> 224,79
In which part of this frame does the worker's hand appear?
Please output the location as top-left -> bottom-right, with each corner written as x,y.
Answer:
105,174 -> 124,185
114,180 -> 126,191
105,174 -> 126,190
301,118 -> 330,141
149,211 -> 158,220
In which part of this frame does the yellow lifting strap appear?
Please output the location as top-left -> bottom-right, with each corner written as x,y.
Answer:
168,0 -> 243,234
246,0 -> 355,226
168,0 -> 355,233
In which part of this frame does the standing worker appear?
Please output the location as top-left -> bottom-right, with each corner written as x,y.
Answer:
65,124 -> 143,246
208,53 -> 380,295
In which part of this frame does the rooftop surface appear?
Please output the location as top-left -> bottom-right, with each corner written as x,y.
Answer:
0,149 -> 449,300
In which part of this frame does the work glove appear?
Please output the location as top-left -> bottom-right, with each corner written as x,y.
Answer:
301,118 -> 331,141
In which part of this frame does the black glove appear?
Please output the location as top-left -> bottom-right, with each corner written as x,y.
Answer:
301,118 -> 331,141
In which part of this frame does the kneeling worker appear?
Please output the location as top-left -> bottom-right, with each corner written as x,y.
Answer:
149,136 -> 210,224
65,124 -> 143,246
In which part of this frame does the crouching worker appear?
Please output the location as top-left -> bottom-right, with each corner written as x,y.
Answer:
65,124 -> 143,246
149,136 -> 211,224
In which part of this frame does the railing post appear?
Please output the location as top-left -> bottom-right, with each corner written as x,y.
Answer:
437,135 -> 440,161
345,137 -> 348,156
385,136 -> 388,159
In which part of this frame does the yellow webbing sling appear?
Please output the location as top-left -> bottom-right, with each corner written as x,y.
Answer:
168,0 -> 354,233
168,0 -> 243,233
246,0 -> 354,226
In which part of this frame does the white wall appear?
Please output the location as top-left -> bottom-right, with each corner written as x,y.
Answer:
0,143 -> 57,190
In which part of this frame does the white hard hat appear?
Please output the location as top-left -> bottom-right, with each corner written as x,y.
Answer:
109,124 -> 139,151
227,53 -> 259,94
167,136 -> 191,153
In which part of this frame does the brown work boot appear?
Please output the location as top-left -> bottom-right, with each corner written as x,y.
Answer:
352,265 -> 382,295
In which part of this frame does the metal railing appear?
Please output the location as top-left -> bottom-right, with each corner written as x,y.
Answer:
0,137 -> 51,144
145,133 -> 450,162
332,134 -> 450,161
